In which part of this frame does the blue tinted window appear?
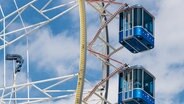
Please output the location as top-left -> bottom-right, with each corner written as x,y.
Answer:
120,9 -> 133,31
133,69 -> 142,88
120,13 -> 124,31
129,9 -> 133,29
123,71 -> 133,92
144,71 -> 154,96
119,73 -> 123,92
144,10 -> 153,34
124,11 -> 129,30
134,8 -> 142,26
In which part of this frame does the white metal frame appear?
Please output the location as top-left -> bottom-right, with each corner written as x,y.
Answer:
0,0 -> 135,104
0,73 -> 78,104
0,0 -> 78,49
0,0 -> 80,103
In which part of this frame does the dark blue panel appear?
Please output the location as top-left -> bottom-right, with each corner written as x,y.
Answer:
118,89 -> 155,104
125,92 -> 128,99
134,27 -> 154,45
133,89 -> 155,104
126,37 -> 148,52
126,30 -> 128,36
124,100 -> 138,104
119,31 -> 123,43
118,73 -> 123,104
118,93 -> 123,104
129,91 -> 132,98
129,29 -> 132,35
119,26 -> 154,53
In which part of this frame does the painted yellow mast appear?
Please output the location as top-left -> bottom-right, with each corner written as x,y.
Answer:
75,0 -> 87,104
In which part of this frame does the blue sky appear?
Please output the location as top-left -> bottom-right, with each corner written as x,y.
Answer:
0,0 -> 184,104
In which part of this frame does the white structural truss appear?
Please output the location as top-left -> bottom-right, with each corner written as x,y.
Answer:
0,0 -> 129,104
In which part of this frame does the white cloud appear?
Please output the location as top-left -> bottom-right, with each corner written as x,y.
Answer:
16,27 -> 80,76
0,62 -> 27,85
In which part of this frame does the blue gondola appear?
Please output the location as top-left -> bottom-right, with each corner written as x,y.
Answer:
118,65 -> 155,104
119,5 -> 155,53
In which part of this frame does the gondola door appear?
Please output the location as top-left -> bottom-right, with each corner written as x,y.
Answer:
124,9 -> 133,38
123,70 -> 133,100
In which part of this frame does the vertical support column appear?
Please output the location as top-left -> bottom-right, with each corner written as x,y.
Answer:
75,0 -> 87,104
13,1 -> 30,102
0,6 -> 6,103
13,61 -> 17,104
0,5 -> 6,88
100,2 -> 110,104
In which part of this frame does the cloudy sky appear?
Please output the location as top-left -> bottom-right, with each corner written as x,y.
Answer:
0,0 -> 184,104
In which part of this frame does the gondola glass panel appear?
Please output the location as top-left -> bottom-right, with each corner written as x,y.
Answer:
118,66 -> 155,104
119,5 -> 155,53
144,71 -> 154,96
133,69 -> 142,88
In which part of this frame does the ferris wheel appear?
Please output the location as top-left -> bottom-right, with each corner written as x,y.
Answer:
0,0 -> 155,104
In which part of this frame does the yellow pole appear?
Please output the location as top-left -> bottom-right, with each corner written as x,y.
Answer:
75,0 -> 86,104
